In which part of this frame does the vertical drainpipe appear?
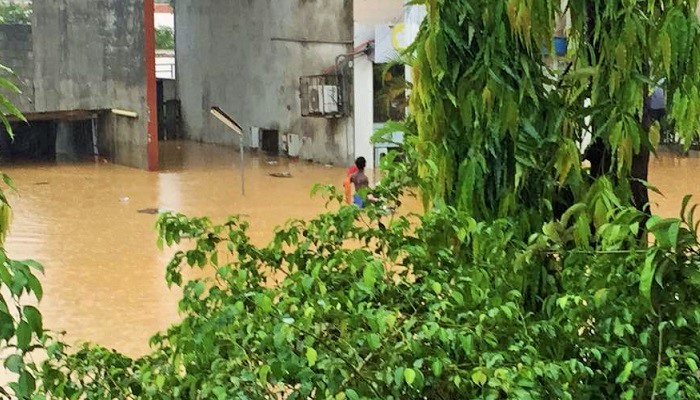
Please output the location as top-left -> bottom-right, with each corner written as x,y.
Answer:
144,0 -> 159,171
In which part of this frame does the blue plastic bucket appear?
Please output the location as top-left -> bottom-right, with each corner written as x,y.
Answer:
553,37 -> 568,57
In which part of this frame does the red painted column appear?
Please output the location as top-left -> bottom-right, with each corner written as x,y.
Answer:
144,0 -> 159,171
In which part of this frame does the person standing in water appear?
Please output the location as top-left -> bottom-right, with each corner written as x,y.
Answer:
350,157 -> 370,208
343,164 -> 359,205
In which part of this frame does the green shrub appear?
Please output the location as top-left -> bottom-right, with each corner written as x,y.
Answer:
0,1 -> 31,25
156,26 -> 174,51
33,170 -> 700,398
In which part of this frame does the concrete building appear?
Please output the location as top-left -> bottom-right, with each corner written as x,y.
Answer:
0,0 -> 158,170
175,0 -> 355,165
0,0 -> 424,170
353,0 -> 404,170
174,0 -> 426,168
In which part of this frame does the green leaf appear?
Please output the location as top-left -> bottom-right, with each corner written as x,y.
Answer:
668,221 -> 680,249
471,369 -> 487,386
615,361 -> 633,384
404,368 -> 416,385
212,386 -> 227,400
256,295 -> 273,313
306,347 -> 318,367
1,173 -> 16,192
666,381 -> 679,397
0,95 -> 25,121
394,367 -> 404,386
362,264 -> 377,289
686,358 -> 698,373
640,250 -> 656,310
431,359 -> 443,377
258,364 -> 271,384
26,273 -> 42,302
649,121 -> 660,150
155,374 -> 166,389
367,333 -> 381,350
345,389 -> 359,400
16,321 -> 31,351
17,370 -> 35,396
22,306 -> 42,335
4,354 -> 23,373
22,260 -> 44,274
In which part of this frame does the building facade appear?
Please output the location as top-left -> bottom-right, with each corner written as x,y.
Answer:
0,0 -> 156,169
175,0 -> 355,165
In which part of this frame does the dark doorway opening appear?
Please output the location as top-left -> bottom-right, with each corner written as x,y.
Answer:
0,121 -> 57,162
156,78 -> 180,141
0,118 -> 98,164
261,129 -> 279,154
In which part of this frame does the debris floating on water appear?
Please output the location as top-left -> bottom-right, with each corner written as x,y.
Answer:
34,181 -> 49,186
266,160 -> 278,165
119,197 -> 130,203
137,208 -> 173,215
269,172 -> 292,178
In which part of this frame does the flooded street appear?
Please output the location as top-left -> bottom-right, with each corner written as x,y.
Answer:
1,142 -> 698,357
3,141 -> 357,356
648,152 -> 700,219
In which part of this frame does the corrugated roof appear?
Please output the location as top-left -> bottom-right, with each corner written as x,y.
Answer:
154,4 -> 173,13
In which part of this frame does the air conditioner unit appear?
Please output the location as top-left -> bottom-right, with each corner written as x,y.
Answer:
308,84 -> 340,115
249,127 -> 260,149
309,85 -> 323,114
322,85 -> 340,114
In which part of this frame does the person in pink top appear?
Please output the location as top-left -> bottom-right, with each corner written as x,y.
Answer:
343,164 -> 359,205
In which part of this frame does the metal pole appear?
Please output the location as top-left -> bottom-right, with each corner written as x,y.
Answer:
208,107 -> 245,196
91,117 -> 99,162
240,133 -> 245,196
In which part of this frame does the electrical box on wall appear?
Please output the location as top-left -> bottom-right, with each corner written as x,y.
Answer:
249,127 -> 260,150
287,133 -> 302,157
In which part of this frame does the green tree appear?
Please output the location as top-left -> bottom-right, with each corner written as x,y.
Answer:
155,26 -> 174,50
0,1 -> 32,25
409,0 -> 700,236
0,62 -> 50,400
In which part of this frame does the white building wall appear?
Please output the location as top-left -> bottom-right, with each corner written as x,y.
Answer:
353,23 -> 375,170
155,12 -> 174,29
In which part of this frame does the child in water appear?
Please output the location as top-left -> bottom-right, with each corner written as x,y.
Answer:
343,156 -> 395,214
350,157 -> 370,208
343,164 -> 359,205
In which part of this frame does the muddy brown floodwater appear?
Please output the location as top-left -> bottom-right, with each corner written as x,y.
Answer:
3,141 -> 375,357
1,142 -> 697,357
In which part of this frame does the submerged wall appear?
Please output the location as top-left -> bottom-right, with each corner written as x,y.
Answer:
0,0 -> 150,169
176,0 -> 355,165
0,24 -> 34,112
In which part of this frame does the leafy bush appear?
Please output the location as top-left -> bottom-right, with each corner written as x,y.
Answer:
0,1 -> 32,25
156,26 -> 174,51
31,165 -> 700,399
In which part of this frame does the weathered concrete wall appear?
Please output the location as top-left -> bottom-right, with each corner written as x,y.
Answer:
32,1 -> 146,113
0,1 -> 150,169
176,0 -> 355,165
0,24 -> 35,112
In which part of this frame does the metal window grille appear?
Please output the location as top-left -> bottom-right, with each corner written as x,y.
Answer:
299,74 -> 346,118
